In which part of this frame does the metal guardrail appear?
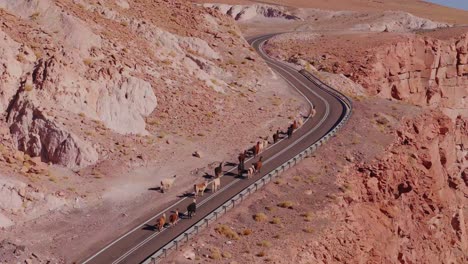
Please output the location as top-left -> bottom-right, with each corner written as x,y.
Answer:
141,69 -> 353,264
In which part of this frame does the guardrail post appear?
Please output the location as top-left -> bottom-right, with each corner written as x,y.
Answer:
163,249 -> 167,258
185,233 -> 189,242
223,205 -> 227,214
175,240 -> 178,250
204,219 -> 208,227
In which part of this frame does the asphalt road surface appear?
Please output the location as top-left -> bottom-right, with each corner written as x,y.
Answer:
80,33 -> 346,264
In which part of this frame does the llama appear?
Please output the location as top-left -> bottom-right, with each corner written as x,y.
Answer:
194,182 -> 208,197
169,209 -> 179,227
214,161 -> 224,178
187,200 -> 197,219
160,175 -> 177,193
155,213 -> 166,232
212,178 -> 221,192
247,166 -> 256,179
254,156 -> 263,174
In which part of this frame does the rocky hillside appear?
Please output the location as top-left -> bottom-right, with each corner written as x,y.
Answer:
265,29 -> 468,115
306,111 -> 467,263
0,0 -> 303,231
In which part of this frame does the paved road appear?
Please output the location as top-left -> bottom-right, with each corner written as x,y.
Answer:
79,33 -> 346,264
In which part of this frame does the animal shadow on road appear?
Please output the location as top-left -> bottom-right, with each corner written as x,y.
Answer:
225,161 -> 236,167
143,224 -> 156,231
177,192 -> 195,198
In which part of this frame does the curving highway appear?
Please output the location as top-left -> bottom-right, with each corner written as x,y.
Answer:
79,33 -> 348,264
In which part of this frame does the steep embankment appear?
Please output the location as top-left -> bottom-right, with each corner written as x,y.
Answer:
265,29 -> 468,115
305,111 -> 467,263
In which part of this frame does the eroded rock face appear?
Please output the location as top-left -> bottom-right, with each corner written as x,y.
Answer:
203,3 -> 302,21
367,34 -> 468,109
308,111 -> 467,263
8,99 -> 98,170
0,0 -> 102,55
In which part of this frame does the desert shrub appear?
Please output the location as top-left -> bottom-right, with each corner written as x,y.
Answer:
256,240 -> 272,247
301,212 -> 313,222
256,251 -> 266,257
253,212 -> 268,222
277,201 -> 294,209
221,251 -> 232,258
16,54 -> 26,62
270,217 -> 281,225
30,12 -> 40,20
24,84 -> 33,92
215,225 -> 240,240
242,229 -> 252,236
303,227 -> 314,233
83,58 -> 93,66
209,247 -> 221,260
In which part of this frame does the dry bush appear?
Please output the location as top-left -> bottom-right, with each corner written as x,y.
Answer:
293,176 -> 301,182
303,227 -> 314,233
256,240 -> 272,247
301,212 -> 313,222
272,234 -> 280,239
256,251 -> 266,257
221,251 -> 232,259
83,58 -> 93,66
253,212 -> 268,222
273,179 -> 284,185
215,225 -> 240,240
24,84 -> 33,92
265,206 -> 275,212
270,217 -> 281,225
209,247 -> 221,260
30,12 -> 40,20
16,54 -> 26,62
242,229 -> 252,236
277,201 -> 294,209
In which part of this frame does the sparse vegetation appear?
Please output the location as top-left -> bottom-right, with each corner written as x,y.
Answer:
303,227 -> 314,233
215,225 -> 240,240
221,251 -> 232,259
273,179 -> 284,185
242,229 -> 252,236
277,201 -> 294,209
270,217 -> 281,225
293,175 -> 301,181
209,247 -> 221,260
16,54 -> 26,62
256,240 -> 272,247
30,12 -> 40,20
256,251 -> 266,257
83,58 -> 93,66
120,21 -> 129,27
301,212 -> 314,222
34,50 -> 42,59
265,206 -> 275,212
24,84 -> 34,92
253,212 -> 268,222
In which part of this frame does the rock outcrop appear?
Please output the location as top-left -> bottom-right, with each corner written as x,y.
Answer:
8,99 -> 98,170
303,111 -> 467,264
366,34 -> 468,110
351,11 -> 450,32
203,3 -> 302,22
266,31 -> 467,114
